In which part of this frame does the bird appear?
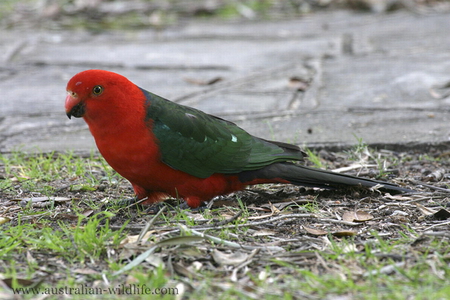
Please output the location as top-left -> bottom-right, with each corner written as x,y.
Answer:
65,69 -> 411,208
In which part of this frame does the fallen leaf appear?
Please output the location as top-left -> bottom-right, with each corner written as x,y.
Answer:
145,254 -> 165,268
252,229 -> 277,236
384,193 -> 413,201
211,249 -> 249,266
304,226 -> 327,236
332,231 -> 357,237
118,248 -> 138,261
415,203 -> 438,216
2,278 -> 39,288
113,246 -> 158,276
267,202 -> 281,214
424,169 -> 446,182
82,209 -> 95,217
56,213 -> 79,220
0,216 -> 11,225
156,236 -> 204,247
173,262 -> 199,278
26,251 -> 36,265
120,231 -> 155,246
342,210 -> 373,222
341,243 -> 357,253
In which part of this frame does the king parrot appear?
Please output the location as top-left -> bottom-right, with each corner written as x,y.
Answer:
65,69 -> 411,208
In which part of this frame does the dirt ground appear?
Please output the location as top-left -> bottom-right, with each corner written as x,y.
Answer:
1,146 -> 450,298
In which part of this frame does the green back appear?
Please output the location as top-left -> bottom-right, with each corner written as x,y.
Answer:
141,88 -> 304,178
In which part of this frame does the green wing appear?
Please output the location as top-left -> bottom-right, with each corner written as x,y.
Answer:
141,88 -> 304,178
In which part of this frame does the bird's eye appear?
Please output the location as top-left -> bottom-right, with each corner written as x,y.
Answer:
92,85 -> 103,95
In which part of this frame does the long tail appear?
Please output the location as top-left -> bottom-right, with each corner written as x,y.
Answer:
238,162 -> 412,193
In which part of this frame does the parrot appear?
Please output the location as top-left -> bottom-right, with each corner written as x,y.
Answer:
65,69 -> 411,208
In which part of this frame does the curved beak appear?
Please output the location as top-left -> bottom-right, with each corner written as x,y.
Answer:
65,92 -> 85,119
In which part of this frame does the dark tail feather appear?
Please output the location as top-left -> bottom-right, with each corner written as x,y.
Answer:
239,162 -> 413,193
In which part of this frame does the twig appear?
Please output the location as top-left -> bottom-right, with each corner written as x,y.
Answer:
137,206 -> 167,243
187,227 -> 284,252
124,197 -> 149,209
422,231 -> 450,238
421,220 -> 450,232
363,262 -> 406,277
409,180 -> 450,193
231,248 -> 261,281
212,210 -> 243,226
332,164 -> 377,173
318,218 -> 361,226
193,213 -> 317,231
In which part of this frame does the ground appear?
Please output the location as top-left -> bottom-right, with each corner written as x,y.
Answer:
0,145 -> 449,299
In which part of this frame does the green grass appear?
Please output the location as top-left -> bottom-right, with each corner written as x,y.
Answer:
0,150 -> 449,299
304,147 -> 325,169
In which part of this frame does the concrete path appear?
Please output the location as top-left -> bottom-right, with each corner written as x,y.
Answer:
1,10 -> 450,153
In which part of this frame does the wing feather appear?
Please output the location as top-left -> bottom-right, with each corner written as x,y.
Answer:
141,88 -> 304,178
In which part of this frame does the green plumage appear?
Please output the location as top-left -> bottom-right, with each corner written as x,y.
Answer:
141,88 -> 305,178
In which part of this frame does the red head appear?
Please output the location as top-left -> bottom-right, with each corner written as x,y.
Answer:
65,69 -> 146,125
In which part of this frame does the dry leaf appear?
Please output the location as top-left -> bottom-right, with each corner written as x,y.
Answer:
332,231 -> 357,237
120,231 -> 155,246
252,229 -> 277,236
157,236 -> 204,247
145,254 -> 165,268
2,278 -> 38,288
416,203 -> 450,220
342,210 -> 373,222
82,209 -> 95,217
304,226 -> 327,236
118,248 -> 138,261
424,169 -> 446,182
211,249 -> 249,266
267,202 -> 281,214
173,262 -> 200,278
0,216 -> 11,225
415,203 -> 438,216
260,200 -> 312,211
384,193 -> 414,201
26,251 -> 36,265
56,213 -> 79,220
341,243 -> 357,253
